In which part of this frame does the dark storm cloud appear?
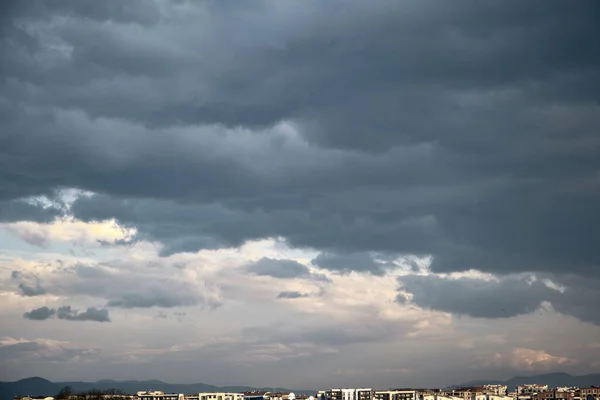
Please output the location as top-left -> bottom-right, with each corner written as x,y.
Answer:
56,305 -> 111,322
1,0 -> 600,284
277,291 -> 308,299
0,199 -> 64,223
397,273 -> 600,325
546,274 -> 600,326
23,306 -> 56,320
398,274 -> 553,319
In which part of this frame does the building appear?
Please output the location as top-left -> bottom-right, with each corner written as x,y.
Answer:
243,393 -> 270,400
532,390 -> 573,400
325,389 -> 373,400
517,385 -> 549,400
581,387 -> 600,400
269,393 -> 295,400
375,391 -> 418,400
481,387 -> 508,397
475,395 -> 514,400
184,394 -> 244,400
137,391 -> 184,400
14,397 -> 55,400
426,396 -> 459,400
448,388 -> 480,400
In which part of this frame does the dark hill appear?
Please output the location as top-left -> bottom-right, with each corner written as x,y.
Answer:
0,377 -> 59,400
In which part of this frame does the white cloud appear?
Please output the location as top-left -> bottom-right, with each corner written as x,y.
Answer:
487,347 -> 578,371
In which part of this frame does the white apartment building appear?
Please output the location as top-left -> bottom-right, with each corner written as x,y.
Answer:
243,393 -> 270,400
325,389 -> 373,400
475,394 -> 514,400
375,390 -> 418,400
184,393 -> 244,400
137,391 -> 184,400
482,387 -> 508,397
424,395 -> 466,400
518,386 -> 549,398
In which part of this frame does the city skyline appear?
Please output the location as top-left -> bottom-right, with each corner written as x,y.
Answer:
6,381 -> 600,400
1,0 -> 600,389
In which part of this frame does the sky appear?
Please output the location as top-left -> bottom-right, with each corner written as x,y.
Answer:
1,0 -> 600,390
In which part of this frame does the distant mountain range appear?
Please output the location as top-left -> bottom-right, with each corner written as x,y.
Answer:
448,372 -> 600,391
2,372 -> 600,400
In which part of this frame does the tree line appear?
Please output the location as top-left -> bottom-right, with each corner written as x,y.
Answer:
56,386 -> 132,400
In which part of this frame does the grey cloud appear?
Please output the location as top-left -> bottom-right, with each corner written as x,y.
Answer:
22,305 -> 111,322
398,274 -> 553,319
11,228 -> 49,247
23,306 -> 56,320
242,319 -> 404,348
155,312 -> 168,319
18,283 -> 46,296
0,338 -> 98,363
277,291 -> 308,299
12,271 -> 46,296
1,1 -> 600,283
154,311 -> 187,321
58,261 -> 212,309
398,273 -> 600,325
311,252 -> 398,276
0,199 -> 64,223
301,326 -> 399,347
11,261 -> 221,311
107,291 -> 197,309
547,274 -> 600,326
56,305 -> 111,322
247,257 -> 313,279
11,260 -> 208,313
0,341 -> 46,359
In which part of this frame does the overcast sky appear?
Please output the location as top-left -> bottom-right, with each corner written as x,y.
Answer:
2,0 -> 600,390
